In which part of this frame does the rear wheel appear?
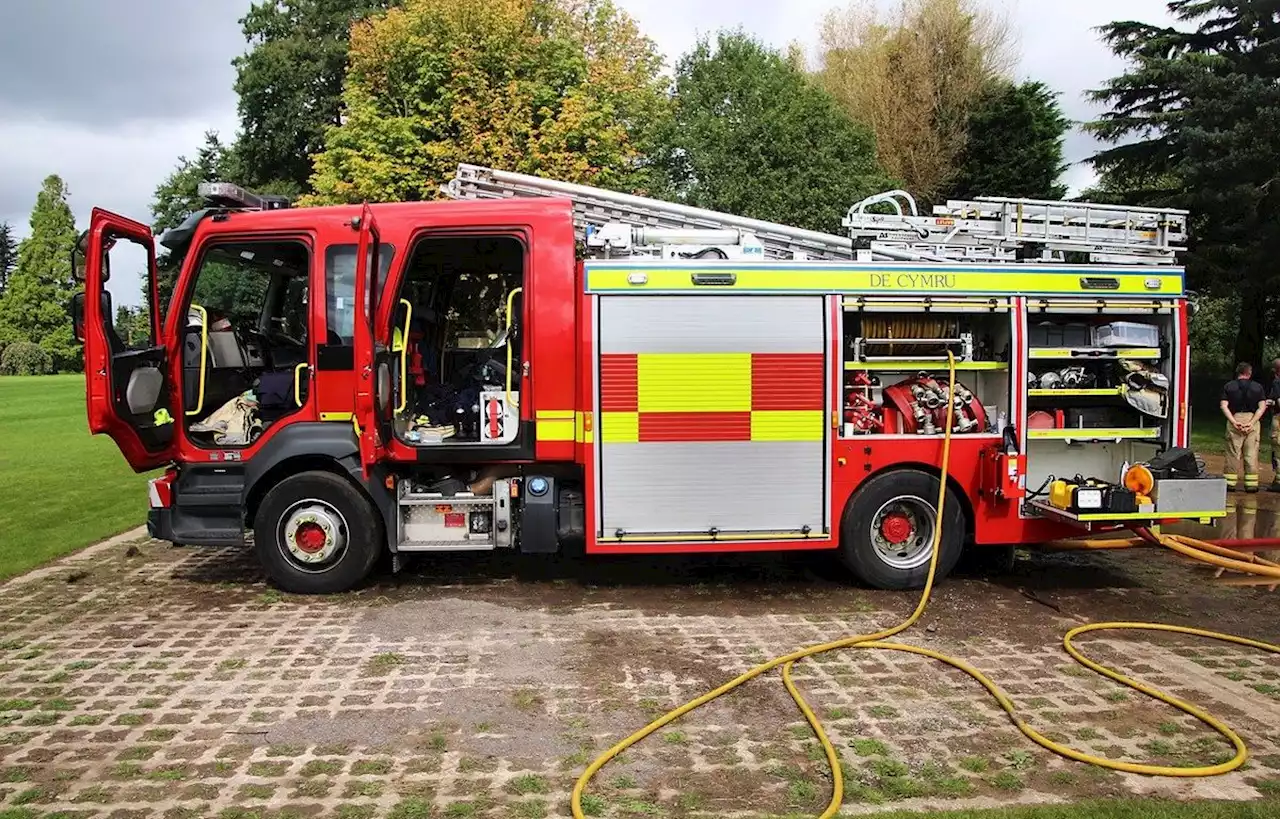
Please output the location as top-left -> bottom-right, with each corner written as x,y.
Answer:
839,469 -> 965,590
253,470 -> 382,594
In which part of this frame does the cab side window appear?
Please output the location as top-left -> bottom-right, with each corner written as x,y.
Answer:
324,243 -> 395,348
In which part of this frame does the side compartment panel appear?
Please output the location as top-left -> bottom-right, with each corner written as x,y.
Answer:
596,296 -> 827,538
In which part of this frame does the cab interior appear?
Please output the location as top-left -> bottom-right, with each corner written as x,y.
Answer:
389,235 -> 525,446
182,240 -> 312,447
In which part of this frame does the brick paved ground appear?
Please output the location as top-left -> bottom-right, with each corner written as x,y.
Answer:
1,528 -> 1279,818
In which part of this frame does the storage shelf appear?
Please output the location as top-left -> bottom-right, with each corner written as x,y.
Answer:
1028,428 -> 1160,441
1029,347 -> 1161,360
1028,388 -> 1126,397
1026,498 -> 1224,525
845,361 -> 1009,372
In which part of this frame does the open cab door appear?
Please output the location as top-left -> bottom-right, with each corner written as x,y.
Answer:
75,208 -> 176,472
353,205 -> 388,474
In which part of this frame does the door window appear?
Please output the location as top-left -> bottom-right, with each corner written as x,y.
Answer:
324,243 -> 395,346
182,239 -> 311,447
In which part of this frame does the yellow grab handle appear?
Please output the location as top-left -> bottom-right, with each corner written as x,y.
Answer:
396,299 -> 412,414
505,287 -> 522,407
185,304 -> 209,417
293,362 -> 308,408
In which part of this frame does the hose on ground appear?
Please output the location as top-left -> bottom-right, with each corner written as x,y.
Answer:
570,349 -> 1280,819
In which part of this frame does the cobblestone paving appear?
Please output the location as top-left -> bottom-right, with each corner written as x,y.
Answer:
1,534 -> 1279,818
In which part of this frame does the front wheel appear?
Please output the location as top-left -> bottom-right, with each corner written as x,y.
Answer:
253,470 -> 382,594
839,469 -> 965,590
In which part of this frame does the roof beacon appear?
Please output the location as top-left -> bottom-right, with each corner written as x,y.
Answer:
197,182 -> 292,211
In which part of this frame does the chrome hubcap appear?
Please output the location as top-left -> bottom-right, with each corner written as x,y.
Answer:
870,495 -> 937,570
281,500 -> 347,569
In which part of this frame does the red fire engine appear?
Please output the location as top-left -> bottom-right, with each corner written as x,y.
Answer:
72,165 -> 1226,594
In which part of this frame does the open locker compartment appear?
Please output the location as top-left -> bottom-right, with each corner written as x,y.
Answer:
839,297 -> 1012,438
1021,299 -> 1225,526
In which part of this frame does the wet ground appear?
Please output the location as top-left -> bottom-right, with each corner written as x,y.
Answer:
2,491 -> 1280,818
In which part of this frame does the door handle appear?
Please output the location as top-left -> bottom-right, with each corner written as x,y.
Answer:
294,362 -> 309,408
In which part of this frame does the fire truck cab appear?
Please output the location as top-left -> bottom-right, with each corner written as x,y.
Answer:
72,167 -> 1227,594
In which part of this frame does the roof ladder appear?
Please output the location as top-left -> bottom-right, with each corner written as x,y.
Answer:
443,164 -> 892,261
843,192 -> 1189,266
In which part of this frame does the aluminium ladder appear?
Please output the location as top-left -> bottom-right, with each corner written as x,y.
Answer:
442,164 -> 1188,266
443,164 -> 944,262
843,191 -> 1189,266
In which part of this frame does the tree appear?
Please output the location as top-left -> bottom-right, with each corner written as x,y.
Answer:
654,31 -> 892,233
0,222 -> 16,295
815,0 -> 1016,203
233,0 -> 401,192
1087,0 -> 1280,368
149,131 -> 240,314
305,0 -> 670,204
944,80 -> 1069,201
0,175 -> 80,371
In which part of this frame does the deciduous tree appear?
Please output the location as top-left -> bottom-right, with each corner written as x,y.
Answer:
305,0 -> 669,204
0,175 -> 80,371
1088,0 -> 1280,368
233,0 -> 400,192
0,222 -> 16,296
815,0 -> 1016,203
944,80 -> 1069,201
655,31 -> 892,233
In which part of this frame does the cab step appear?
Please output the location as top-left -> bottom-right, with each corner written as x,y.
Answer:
395,482 -> 512,552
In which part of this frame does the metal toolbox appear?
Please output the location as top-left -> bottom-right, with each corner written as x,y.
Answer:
1152,477 -> 1227,515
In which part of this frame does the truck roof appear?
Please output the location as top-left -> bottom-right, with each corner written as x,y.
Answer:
160,195 -> 576,255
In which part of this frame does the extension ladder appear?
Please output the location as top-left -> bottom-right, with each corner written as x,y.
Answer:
843,191 -> 1189,266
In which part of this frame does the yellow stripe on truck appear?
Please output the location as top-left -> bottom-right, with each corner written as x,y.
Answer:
600,411 -> 639,443
750,410 -> 825,442
587,267 -> 1182,296
637,353 -> 751,413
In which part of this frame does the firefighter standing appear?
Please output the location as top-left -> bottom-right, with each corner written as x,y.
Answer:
1221,362 -> 1268,492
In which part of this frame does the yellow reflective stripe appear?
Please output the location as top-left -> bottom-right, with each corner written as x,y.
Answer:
601,411 -> 639,443
536,419 -> 575,442
321,412 -> 353,422
586,267 -> 1183,296
637,353 -> 751,412
750,410 -> 825,442
536,410 -> 575,420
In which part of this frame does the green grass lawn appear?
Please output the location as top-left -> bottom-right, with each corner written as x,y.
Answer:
1191,410 -> 1227,456
0,374 -> 155,580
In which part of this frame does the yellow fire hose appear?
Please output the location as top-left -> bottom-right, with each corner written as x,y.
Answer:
570,352 -> 1280,819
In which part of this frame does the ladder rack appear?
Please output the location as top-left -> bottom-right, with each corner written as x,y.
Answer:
443,164 -> 913,262
844,192 -> 1189,266
443,164 -> 1189,266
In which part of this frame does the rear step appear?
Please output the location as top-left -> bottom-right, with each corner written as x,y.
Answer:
396,481 -> 513,552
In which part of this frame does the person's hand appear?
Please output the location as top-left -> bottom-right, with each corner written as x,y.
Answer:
1233,420 -> 1247,432
1243,421 -> 1254,433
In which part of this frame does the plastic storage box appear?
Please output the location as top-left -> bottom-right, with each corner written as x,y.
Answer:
1093,321 -> 1159,348
1029,322 -> 1091,347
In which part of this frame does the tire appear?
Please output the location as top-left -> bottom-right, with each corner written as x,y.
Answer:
253,470 -> 382,594
838,469 -> 966,590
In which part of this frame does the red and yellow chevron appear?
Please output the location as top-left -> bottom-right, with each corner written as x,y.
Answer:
599,352 -> 825,443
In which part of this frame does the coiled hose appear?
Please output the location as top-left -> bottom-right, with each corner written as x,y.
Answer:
570,351 -> 1280,819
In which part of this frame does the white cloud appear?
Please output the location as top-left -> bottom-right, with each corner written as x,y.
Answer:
0,115 -> 238,305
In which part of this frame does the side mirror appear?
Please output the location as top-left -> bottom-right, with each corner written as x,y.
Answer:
71,230 -> 112,283
70,292 -> 86,344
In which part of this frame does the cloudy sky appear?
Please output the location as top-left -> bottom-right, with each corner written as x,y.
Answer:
0,0 -> 1175,253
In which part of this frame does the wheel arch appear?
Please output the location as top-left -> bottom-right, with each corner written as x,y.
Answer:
241,423 -> 393,547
